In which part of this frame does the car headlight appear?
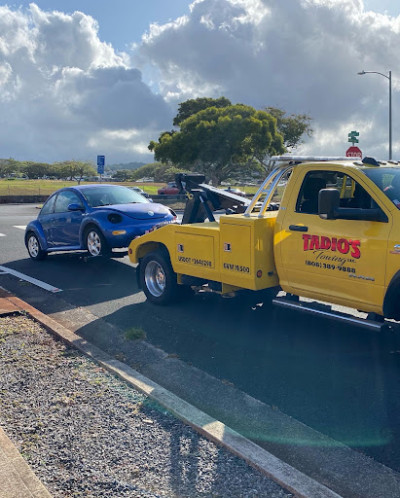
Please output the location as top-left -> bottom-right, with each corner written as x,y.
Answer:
108,213 -> 123,224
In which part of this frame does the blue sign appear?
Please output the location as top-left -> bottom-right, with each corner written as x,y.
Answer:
97,155 -> 105,174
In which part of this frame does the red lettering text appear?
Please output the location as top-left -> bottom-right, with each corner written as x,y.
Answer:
350,240 -> 361,259
302,234 -> 311,250
302,234 -> 361,258
337,239 -> 350,254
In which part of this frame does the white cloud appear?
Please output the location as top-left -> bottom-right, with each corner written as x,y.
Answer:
135,0 -> 400,159
0,4 -> 173,164
2,0 -> 399,165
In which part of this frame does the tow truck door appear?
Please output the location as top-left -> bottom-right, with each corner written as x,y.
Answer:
276,168 -> 391,311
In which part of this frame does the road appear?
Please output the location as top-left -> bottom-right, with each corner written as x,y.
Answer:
2,203 -> 400,494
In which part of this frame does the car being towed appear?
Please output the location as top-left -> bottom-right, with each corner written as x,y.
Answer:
25,184 -> 177,260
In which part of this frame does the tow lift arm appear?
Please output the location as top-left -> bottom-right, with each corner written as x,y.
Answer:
175,173 -> 251,224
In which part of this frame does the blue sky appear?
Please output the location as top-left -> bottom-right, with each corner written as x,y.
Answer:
8,0 -> 193,49
1,0 -> 400,164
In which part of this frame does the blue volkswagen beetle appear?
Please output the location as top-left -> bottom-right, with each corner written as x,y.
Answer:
25,184 -> 177,260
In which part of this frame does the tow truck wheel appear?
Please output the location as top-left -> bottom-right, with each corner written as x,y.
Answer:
140,251 -> 178,305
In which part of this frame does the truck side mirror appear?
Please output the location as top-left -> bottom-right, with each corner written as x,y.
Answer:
319,188 -> 339,219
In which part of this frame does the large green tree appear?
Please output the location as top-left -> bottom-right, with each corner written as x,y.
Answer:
265,107 -> 313,150
150,104 -> 284,185
173,97 -> 232,127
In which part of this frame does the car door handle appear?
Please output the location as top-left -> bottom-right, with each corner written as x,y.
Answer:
289,225 -> 308,232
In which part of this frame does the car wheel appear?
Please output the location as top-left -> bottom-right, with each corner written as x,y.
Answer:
140,251 -> 178,305
26,232 -> 47,261
85,227 -> 110,257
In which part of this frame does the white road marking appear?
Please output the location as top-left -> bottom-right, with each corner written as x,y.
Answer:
0,266 -> 62,293
13,225 -> 27,230
0,233 -> 5,237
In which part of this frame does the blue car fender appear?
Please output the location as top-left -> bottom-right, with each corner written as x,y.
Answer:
25,220 -> 49,250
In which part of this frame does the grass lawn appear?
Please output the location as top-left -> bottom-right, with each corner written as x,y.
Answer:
0,179 -> 259,197
0,179 -> 165,196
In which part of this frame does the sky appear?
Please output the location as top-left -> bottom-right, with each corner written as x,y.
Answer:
1,0 -> 400,166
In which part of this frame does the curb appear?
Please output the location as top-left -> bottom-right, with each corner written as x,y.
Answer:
0,289 -> 342,498
0,428 -> 52,498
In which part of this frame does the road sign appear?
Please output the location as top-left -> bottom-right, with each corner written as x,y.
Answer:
348,131 -> 359,144
97,155 -> 105,174
346,146 -> 362,158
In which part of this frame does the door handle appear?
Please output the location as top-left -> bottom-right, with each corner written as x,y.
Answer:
289,225 -> 308,232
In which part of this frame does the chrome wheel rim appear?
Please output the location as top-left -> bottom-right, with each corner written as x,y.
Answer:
87,231 -> 101,256
28,236 -> 39,258
145,261 -> 166,297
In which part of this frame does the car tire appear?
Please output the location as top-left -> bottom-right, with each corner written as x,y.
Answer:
140,251 -> 178,305
26,232 -> 47,261
85,226 -> 110,257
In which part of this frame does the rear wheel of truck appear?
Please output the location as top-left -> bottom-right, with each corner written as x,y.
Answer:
140,251 -> 178,305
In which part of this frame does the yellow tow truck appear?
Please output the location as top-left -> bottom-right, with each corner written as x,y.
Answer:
128,156 -> 400,328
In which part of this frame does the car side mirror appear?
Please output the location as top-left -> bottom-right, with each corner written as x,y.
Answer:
319,188 -> 339,219
68,202 -> 84,211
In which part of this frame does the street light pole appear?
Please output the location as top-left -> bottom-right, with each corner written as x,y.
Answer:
358,70 -> 392,160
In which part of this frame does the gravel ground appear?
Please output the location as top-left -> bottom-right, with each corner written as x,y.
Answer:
0,314 -> 293,498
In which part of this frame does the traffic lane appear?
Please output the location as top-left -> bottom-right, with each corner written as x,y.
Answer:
3,254 -> 141,309
0,203 -> 40,219
0,204 -> 39,265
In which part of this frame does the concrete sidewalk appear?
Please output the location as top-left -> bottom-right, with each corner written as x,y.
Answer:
0,287 -> 343,498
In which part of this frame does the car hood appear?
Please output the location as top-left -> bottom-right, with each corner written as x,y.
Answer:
94,202 -> 172,220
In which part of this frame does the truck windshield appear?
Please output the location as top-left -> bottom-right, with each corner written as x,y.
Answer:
363,167 -> 400,209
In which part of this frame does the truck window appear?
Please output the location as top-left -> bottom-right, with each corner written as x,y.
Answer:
296,170 -> 380,216
363,167 -> 400,209
296,173 -> 327,214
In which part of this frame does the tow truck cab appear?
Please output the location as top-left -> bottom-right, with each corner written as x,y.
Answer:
128,156 -> 400,321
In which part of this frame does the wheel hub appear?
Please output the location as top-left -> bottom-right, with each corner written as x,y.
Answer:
87,231 -> 101,256
145,261 -> 166,297
28,236 -> 39,257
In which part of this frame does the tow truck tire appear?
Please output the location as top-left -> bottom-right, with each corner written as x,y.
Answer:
140,251 -> 178,305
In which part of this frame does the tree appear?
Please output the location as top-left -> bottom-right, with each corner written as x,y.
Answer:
112,170 -> 133,182
22,162 -> 52,179
265,107 -> 313,150
0,159 -> 19,178
131,162 -> 192,183
150,104 -> 284,185
173,97 -> 232,127
56,161 -> 97,183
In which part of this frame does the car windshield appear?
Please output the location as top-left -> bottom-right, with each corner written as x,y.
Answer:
81,186 -> 148,207
362,167 -> 400,208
